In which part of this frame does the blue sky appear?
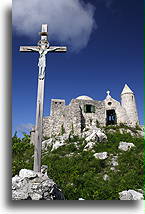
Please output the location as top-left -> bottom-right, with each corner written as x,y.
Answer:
12,0 -> 143,136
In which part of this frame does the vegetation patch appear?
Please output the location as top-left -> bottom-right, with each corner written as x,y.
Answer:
12,129 -> 144,200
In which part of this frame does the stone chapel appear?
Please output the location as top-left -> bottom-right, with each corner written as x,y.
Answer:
34,84 -> 139,138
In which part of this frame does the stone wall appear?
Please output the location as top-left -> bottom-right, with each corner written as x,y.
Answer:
42,99 -> 82,138
42,98 -> 108,138
70,99 -> 106,128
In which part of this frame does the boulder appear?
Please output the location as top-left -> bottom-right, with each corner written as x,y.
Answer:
93,152 -> 108,160
96,129 -> 107,142
19,169 -> 37,179
137,130 -> 144,138
12,176 -> 29,200
12,168 -> 65,200
118,142 -> 135,151
51,141 -> 65,151
42,138 -> 53,150
42,135 -> 68,151
58,133 -> 70,142
85,130 -> 98,142
119,190 -> 144,200
103,174 -> 109,181
85,128 -> 107,142
84,141 -> 96,151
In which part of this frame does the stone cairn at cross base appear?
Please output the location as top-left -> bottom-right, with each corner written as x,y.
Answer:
12,167 -> 65,200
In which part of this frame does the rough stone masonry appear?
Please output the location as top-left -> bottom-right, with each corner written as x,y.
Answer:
30,84 -> 139,142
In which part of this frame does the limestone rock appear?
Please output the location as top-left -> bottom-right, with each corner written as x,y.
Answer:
110,167 -> 116,171
137,189 -> 144,194
137,130 -> 144,138
119,190 -> 144,200
103,174 -> 109,181
51,141 -> 65,151
42,138 -> 53,150
58,133 -> 70,142
84,141 -> 96,151
111,156 -> 118,167
19,169 -> 37,179
12,177 -> 29,200
12,168 -> 65,200
93,152 -> 108,160
12,175 -> 22,189
118,142 -> 135,151
96,129 -> 107,142
85,128 -> 107,142
85,130 -> 98,142
41,165 -> 48,175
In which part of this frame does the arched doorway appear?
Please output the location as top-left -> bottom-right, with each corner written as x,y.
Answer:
106,109 -> 117,125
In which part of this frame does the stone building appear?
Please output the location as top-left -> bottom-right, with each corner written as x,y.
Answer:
39,84 -> 139,138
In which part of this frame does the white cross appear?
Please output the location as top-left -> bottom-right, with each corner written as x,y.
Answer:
107,90 -> 110,96
106,90 -> 111,98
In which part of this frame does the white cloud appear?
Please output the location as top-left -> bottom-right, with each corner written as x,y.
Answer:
12,0 -> 96,52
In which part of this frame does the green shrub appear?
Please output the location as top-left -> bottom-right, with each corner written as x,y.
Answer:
12,132 -> 34,176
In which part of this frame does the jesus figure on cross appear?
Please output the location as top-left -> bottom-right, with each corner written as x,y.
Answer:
38,49 -> 48,79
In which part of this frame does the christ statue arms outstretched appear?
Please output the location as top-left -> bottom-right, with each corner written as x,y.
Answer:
38,49 -> 48,80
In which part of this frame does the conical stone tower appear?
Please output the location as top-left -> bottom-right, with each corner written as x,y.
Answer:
121,84 -> 139,126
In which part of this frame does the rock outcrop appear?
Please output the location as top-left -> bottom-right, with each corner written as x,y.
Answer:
83,141 -> 96,151
119,190 -> 144,200
103,174 -> 109,181
12,167 -> 65,200
84,128 -> 107,142
93,152 -> 108,160
118,142 -> 135,151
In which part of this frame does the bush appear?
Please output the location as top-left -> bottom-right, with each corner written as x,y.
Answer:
12,132 -> 34,176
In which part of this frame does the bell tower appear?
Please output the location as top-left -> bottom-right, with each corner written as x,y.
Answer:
121,84 -> 139,126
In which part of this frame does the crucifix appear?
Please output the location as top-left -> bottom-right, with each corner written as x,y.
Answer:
20,24 -> 67,172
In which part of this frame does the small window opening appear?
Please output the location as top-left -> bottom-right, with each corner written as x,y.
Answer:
55,102 -> 62,104
84,104 -> 95,113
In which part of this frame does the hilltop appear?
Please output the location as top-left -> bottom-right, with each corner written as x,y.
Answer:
12,125 -> 144,200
